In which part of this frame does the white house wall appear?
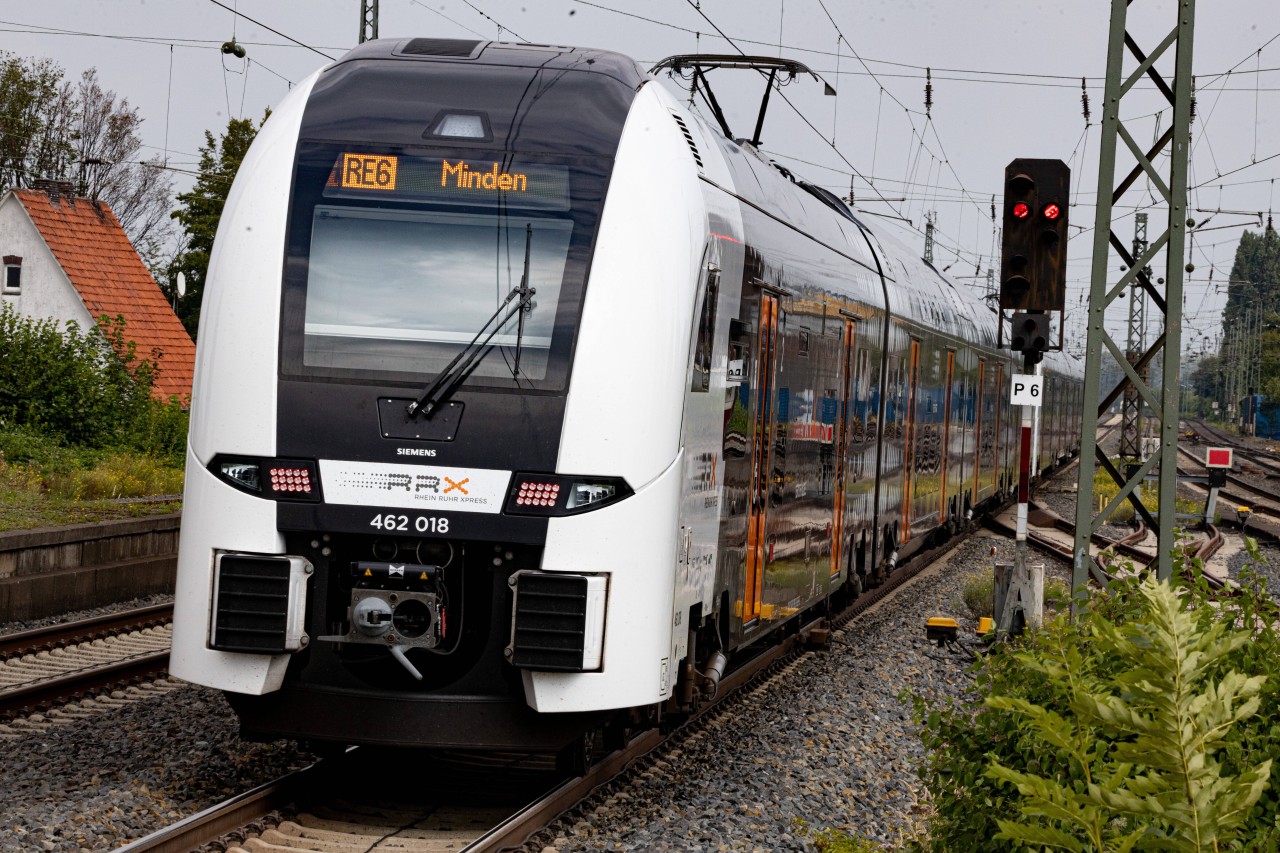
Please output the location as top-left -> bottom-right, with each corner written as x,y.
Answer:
0,193 -> 97,330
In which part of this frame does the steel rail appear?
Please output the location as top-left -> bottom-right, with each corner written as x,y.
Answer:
0,650 -> 170,720
115,759 -> 327,853
0,603 -> 173,661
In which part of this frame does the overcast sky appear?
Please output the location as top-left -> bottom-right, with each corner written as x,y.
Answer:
5,1 -> 1278,359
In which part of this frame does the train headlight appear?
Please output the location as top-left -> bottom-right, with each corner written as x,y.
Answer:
427,109 -> 491,140
210,455 -> 322,502
219,460 -> 261,492
504,474 -> 632,516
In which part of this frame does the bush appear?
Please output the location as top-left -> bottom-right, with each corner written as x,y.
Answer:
0,305 -> 187,463
962,572 -> 995,618
43,452 -> 184,500
910,551 -> 1280,852
1042,576 -> 1070,612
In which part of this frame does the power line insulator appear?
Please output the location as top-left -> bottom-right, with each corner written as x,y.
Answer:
924,67 -> 933,119
1080,77 -> 1091,126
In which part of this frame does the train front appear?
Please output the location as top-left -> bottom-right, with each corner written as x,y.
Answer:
170,40 -> 709,749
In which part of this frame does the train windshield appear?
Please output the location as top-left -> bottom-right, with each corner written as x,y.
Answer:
280,144 -> 611,391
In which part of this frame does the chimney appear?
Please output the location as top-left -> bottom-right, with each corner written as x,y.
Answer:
29,178 -> 77,206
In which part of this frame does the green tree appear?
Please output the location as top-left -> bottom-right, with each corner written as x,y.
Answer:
0,54 -> 173,257
1219,228 -> 1280,401
166,113 -> 265,338
1223,228 -> 1280,329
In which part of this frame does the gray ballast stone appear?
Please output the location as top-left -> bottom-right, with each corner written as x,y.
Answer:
0,684 -> 314,851
549,537 -> 999,852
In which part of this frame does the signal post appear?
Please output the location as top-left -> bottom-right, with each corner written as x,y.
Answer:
996,159 -> 1070,634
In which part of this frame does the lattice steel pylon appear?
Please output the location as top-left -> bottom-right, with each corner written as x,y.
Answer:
359,0 -> 378,44
1073,0 -> 1195,604
1118,212 -> 1149,460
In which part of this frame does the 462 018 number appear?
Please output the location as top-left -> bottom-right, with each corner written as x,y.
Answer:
369,513 -> 449,533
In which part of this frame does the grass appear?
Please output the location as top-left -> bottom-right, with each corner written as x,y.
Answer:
794,820 -> 889,852
962,571 -> 1071,620
962,571 -> 995,618
0,427 -> 182,531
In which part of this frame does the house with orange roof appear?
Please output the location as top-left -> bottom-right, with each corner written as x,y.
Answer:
0,180 -> 195,401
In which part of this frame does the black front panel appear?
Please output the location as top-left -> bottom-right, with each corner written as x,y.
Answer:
277,44 -> 642,534
300,42 -> 645,155
259,44 -> 644,713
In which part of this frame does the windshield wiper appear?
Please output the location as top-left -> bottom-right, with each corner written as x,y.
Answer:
406,225 -> 535,420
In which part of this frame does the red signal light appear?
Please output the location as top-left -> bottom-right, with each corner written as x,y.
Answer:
1012,202 -> 1030,220
1042,203 -> 1061,220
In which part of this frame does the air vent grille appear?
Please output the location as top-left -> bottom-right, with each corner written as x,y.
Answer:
212,556 -> 293,653
401,38 -> 481,57
509,573 -> 589,671
671,113 -> 704,169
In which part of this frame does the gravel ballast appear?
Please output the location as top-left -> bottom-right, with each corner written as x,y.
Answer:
0,683 -> 315,851
0,593 -> 174,636
543,535 -> 1013,852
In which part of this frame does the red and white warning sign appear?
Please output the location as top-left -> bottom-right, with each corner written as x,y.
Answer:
1205,447 -> 1234,469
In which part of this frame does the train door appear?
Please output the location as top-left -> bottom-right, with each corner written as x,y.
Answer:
993,362 -> 1005,495
940,350 -> 955,525
973,358 -> 985,510
901,338 -> 921,543
831,318 -> 857,578
744,293 -> 780,624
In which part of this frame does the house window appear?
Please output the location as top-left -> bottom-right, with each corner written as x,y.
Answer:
2,255 -> 20,294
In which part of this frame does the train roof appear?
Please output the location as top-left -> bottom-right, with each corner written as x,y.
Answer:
328,38 -> 646,86
669,87 -> 1081,379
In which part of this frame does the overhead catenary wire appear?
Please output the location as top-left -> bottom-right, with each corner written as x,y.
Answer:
408,0 -> 487,39
205,0 -> 334,61
457,0 -> 528,42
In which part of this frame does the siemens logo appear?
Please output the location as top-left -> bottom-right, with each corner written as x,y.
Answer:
396,448 -> 437,457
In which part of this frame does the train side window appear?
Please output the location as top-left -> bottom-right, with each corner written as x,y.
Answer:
691,265 -> 720,392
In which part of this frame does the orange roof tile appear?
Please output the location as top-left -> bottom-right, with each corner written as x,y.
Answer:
15,188 -> 195,401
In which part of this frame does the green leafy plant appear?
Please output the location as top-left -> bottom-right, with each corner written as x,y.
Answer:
988,577 -> 1271,851
909,552 -> 1280,853
0,305 -> 187,463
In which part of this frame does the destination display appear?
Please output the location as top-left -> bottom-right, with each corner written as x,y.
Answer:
324,152 -> 571,210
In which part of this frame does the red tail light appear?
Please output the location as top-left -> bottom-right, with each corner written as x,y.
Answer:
504,474 -> 632,516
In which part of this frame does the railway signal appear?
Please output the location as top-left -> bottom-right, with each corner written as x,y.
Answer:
1009,311 -> 1053,356
999,158 -> 1070,316
998,158 -> 1069,636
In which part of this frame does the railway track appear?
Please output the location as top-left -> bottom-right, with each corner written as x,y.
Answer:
0,604 -> 173,722
1175,428 -> 1280,539
986,500 -> 1222,569
120,506 -> 977,853
1185,419 -> 1280,478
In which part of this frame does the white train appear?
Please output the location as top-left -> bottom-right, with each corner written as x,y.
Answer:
170,39 -> 1082,751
